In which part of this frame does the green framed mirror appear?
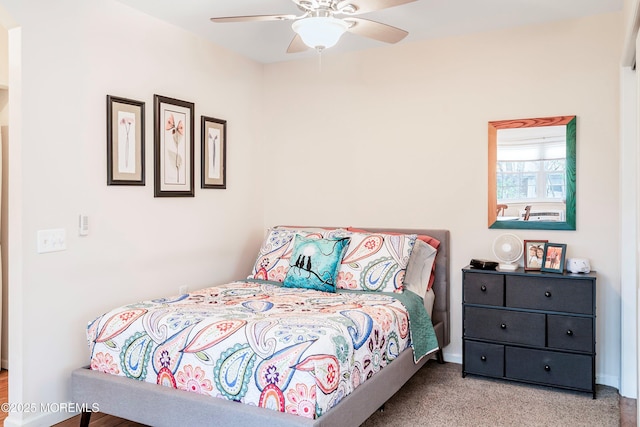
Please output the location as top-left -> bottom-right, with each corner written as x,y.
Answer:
488,115 -> 576,230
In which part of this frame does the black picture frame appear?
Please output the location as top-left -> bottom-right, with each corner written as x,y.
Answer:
201,116 -> 227,189
106,95 -> 145,186
153,95 -> 195,197
541,243 -> 567,273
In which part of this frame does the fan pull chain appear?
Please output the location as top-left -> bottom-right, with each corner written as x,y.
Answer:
316,47 -> 323,72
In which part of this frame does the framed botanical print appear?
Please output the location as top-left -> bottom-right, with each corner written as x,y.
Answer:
201,116 -> 227,189
106,95 -> 145,185
153,95 -> 195,197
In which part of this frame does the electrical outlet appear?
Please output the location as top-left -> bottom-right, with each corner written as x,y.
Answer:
37,228 -> 67,253
179,285 -> 188,295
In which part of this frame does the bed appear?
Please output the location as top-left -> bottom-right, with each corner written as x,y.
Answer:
71,227 -> 450,427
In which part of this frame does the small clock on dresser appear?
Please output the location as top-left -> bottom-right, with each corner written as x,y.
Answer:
462,265 -> 597,398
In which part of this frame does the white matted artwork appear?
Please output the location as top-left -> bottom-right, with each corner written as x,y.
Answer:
107,95 -> 145,185
154,95 -> 194,197
117,110 -> 136,174
201,115 -> 226,189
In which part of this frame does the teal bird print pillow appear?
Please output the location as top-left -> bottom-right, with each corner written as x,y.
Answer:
283,235 -> 351,293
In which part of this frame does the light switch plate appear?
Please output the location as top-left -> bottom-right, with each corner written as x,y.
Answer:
37,228 -> 66,253
79,214 -> 89,236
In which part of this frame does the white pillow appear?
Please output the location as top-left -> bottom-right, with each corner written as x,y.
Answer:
403,239 -> 437,298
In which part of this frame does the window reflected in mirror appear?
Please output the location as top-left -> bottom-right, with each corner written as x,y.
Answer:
488,116 -> 576,230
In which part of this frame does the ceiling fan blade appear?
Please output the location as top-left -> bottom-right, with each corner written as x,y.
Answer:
292,0 -> 318,11
345,17 -> 408,43
287,34 -> 309,53
337,0 -> 417,15
210,14 -> 297,23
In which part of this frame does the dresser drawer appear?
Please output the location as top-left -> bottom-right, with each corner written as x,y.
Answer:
506,276 -> 593,314
464,341 -> 504,377
505,347 -> 593,391
463,272 -> 504,306
547,315 -> 594,352
464,307 -> 545,346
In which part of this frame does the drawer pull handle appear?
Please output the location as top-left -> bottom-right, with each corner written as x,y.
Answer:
544,365 -> 551,372
480,285 -> 487,292
481,356 -> 487,361
500,323 -> 507,329
566,330 -> 573,336
544,291 -> 552,298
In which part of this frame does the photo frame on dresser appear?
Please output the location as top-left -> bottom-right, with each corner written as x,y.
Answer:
153,95 -> 195,197
106,95 -> 145,186
541,243 -> 567,273
524,239 -> 547,271
201,116 -> 227,189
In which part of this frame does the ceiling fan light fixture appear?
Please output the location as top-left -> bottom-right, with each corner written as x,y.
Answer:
292,16 -> 349,50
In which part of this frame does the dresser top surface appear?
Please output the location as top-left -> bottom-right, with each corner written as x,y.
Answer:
462,265 -> 597,280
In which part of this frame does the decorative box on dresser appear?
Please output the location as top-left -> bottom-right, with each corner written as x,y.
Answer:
462,266 -> 597,398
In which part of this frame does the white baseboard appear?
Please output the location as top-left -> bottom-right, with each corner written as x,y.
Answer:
3,410 -> 76,427
442,351 -> 462,364
596,373 -> 621,391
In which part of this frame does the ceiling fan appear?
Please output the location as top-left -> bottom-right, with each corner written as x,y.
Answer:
210,0 -> 417,53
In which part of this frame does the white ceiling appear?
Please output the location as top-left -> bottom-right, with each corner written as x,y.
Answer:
116,0 -> 623,64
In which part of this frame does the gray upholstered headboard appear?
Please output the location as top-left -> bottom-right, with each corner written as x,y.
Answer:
358,227 -> 450,350
278,226 -> 451,350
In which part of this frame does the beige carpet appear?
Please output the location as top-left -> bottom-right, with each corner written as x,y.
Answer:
362,360 -> 620,427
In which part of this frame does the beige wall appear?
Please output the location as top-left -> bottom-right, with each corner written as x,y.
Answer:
0,1 -> 627,425
263,12 -> 623,387
0,20 -> 6,88
1,1 -> 265,425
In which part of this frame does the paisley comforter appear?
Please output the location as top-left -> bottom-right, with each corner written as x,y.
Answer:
86,280 -> 438,420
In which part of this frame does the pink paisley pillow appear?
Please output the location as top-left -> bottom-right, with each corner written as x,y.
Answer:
348,227 -> 440,291
334,230 -> 417,293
